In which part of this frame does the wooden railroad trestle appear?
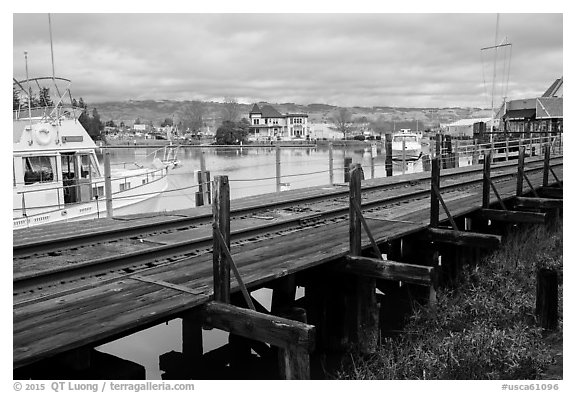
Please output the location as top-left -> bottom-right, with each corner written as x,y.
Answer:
15,145 -> 563,380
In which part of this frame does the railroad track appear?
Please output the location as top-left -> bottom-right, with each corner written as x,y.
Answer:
13,156 -> 562,296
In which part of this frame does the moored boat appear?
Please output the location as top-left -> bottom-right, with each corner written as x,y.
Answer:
13,77 -> 170,230
391,129 -> 422,161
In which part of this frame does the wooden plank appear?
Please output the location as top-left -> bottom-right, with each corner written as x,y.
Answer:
201,301 -> 315,352
475,208 -> 546,224
342,255 -> 435,287
425,227 -> 501,249
539,187 -> 562,199
514,197 -> 563,209
213,176 -> 231,303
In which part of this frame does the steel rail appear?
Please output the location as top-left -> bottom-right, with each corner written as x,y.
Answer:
13,155 -> 562,258
13,158 -> 562,292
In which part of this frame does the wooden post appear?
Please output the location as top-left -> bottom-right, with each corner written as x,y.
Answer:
276,146 -> 281,192
200,151 -> 209,205
454,139 -> 460,168
182,311 -> 203,377
472,141 -> 479,165
505,136 -> 510,161
213,176 -> 231,303
385,134 -> 393,177
271,275 -> 296,314
435,133 -> 442,159
349,164 -> 362,256
277,307 -> 309,379
103,149 -> 114,218
349,164 -> 378,353
344,157 -> 352,182
543,144 -> 550,187
535,268 -> 558,330
516,146 -> 525,197
328,142 -> 334,185
430,157 -> 440,228
482,150 -> 492,208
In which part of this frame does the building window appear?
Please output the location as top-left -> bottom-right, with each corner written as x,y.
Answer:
23,156 -> 56,185
254,119 -> 259,125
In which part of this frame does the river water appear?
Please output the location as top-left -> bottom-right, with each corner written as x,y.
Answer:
95,144 -> 430,379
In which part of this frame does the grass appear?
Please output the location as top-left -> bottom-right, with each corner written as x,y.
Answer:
337,221 -> 563,380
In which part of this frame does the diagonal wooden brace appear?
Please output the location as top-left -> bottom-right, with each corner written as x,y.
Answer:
489,178 -> 507,210
350,199 -> 384,260
213,226 -> 256,311
522,172 -> 539,197
431,182 -> 460,232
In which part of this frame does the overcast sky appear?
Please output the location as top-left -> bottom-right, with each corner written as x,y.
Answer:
12,12 -> 563,109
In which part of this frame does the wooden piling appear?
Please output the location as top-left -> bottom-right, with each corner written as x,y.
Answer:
103,149 -> 113,218
482,150 -> 492,208
348,165 -> 378,353
344,157 -> 352,182
328,143 -> 334,185
543,144 -> 550,187
385,134 -> 393,177
213,176 -> 231,303
516,146 -> 525,196
535,268 -> 558,330
181,310 -> 203,377
277,307 -> 309,379
454,139 -> 460,168
430,157 -> 440,227
276,146 -> 281,192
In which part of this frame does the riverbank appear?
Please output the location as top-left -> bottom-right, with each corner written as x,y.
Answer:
337,221 -> 563,380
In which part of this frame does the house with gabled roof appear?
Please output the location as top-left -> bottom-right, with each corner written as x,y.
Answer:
248,103 -> 309,141
498,78 -> 563,135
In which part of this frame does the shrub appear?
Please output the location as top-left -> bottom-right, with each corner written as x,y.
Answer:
337,223 -> 562,380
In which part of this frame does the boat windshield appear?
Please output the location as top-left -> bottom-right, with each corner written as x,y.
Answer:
393,136 -> 418,143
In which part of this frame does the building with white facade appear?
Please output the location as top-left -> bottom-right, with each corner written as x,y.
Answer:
248,104 -> 309,141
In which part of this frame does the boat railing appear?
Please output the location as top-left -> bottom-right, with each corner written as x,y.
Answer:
14,166 -> 168,218
440,134 -> 562,157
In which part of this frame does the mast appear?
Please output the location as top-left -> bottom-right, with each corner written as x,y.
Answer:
24,51 -> 32,126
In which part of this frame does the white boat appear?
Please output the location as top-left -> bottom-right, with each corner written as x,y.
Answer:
13,77 -> 170,230
391,129 -> 422,161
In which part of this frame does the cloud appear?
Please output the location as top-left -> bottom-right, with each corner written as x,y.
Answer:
13,13 -> 563,108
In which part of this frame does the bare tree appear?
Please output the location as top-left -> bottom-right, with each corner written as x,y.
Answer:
178,101 -> 205,135
221,96 -> 240,123
329,107 -> 354,139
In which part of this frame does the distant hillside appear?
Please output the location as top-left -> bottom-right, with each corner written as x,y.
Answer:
92,99 -> 489,130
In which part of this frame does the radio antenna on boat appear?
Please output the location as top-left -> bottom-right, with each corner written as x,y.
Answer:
48,14 -> 56,79
24,51 -> 33,125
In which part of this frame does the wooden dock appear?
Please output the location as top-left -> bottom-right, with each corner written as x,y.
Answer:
13,147 -> 563,379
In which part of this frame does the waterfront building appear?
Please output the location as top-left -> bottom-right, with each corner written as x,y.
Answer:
248,104 -> 309,141
498,77 -> 563,136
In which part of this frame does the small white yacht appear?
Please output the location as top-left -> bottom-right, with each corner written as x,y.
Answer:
391,129 -> 422,161
13,77 -> 170,230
